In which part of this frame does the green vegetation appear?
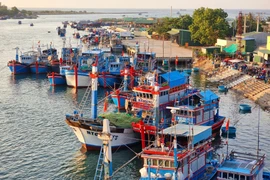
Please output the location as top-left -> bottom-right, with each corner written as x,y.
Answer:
148,15 -> 193,35
189,8 -> 230,45
0,2 -> 36,18
98,113 -> 140,128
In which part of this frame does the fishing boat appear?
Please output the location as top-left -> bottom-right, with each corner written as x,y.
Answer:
7,47 -> 38,74
30,23 -> 34,26
166,89 -> 225,136
183,68 -> 192,74
239,104 -> 251,113
139,124 -> 218,179
192,67 -> 200,72
30,45 -> 59,74
217,151 -> 266,180
218,85 -> 228,92
65,64 -> 140,150
18,21 -> 22,25
131,71 -> 191,135
65,49 -> 104,88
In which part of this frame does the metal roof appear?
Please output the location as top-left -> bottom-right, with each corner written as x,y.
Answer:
159,124 -> 212,145
199,89 -> 219,103
160,71 -> 188,88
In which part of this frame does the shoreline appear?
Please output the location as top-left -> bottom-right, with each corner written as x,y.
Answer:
193,58 -> 270,111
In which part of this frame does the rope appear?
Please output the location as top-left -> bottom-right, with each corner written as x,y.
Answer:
110,143 -> 154,178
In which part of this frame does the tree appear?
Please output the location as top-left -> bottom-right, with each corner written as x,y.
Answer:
189,7 -> 230,45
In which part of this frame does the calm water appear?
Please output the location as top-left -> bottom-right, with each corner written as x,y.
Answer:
0,12 -> 269,180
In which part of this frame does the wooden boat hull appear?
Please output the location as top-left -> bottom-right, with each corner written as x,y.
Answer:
7,62 -> 30,74
48,74 -> 66,86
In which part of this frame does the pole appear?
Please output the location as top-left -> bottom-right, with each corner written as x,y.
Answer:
91,63 -> 98,119
163,35 -> 165,59
97,119 -> 113,179
244,15 -> 247,34
256,15 -> 260,32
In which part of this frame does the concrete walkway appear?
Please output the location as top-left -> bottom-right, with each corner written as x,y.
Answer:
122,37 -> 193,58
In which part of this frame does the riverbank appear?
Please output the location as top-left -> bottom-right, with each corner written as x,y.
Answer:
194,58 -> 270,111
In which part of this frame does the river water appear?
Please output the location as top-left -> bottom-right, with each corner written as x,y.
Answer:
0,11 -> 269,180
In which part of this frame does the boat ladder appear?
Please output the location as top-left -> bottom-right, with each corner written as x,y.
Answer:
78,84 -> 91,115
94,145 -> 104,180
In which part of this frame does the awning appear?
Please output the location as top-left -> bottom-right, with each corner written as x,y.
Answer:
229,59 -> 245,63
167,30 -> 179,35
223,44 -> 237,54
258,49 -> 270,54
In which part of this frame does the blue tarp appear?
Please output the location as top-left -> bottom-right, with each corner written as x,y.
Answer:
199,89 -> 219,103
159,71 -> 188,88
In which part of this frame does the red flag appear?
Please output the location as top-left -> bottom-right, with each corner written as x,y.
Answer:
122,50 -> 124,56
175,56 -> 178,65
226,119 -> 230,131
103,92 -> 109,112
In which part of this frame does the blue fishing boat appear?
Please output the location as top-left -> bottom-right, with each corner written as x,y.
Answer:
48,72 -> 66,86
263,172 -> 270,179
47,65 -> 70,86
218,85 -> 228,92
134,52 -> 157,72
217,151 -> 266,180
7,48 -> 37,74
139,124 -> 218,179
162,59 -> 169,71
65,49 -> 107,88
239,104 -> 251,113
183,68 -> 192,74
192,67 -> 200,72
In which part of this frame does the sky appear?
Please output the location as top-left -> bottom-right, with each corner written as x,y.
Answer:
1,0 -> 270,9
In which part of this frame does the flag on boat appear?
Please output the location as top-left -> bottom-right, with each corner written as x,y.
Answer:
103,92 -> 109,112
226,119 -> 230,131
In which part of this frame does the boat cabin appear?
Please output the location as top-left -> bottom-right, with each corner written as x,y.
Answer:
140,125 -> 215,179
167,89 -> 220,126
135,52 -> 156,72
20,51 -> 38,64
79,49 -> 105,71
217,151 -> 266,180
61,47 -> 80,62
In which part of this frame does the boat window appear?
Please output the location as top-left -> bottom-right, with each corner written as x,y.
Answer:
149,94 -> 153,99
240,175 -> 245,180
144,158 -> 147,165
176,110 -> 180,114
164,160 -> 170,167
143,93 -> 146,98
234,174 -> 239,180
246,176 -> 252,180
152,159 -> 157,166
158,160 -> 163,166
170,161 -> 174,168
229,173 -> 233,178
223,173 -> 227,178
146,94 -> 150,99
184,111 -> 187,116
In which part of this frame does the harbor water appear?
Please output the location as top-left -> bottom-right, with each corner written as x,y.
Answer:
0,11 -> 269,179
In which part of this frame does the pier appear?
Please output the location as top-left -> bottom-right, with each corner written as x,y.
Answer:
122,36 -> 193,63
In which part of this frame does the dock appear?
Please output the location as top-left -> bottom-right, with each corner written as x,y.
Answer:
122,37 -> 193,63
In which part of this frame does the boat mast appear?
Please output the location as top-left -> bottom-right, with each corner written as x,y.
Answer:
91,57 -> 98,119
97,119 -> 113,179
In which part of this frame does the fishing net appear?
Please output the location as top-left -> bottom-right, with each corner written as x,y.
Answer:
98,112 -> 140,128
